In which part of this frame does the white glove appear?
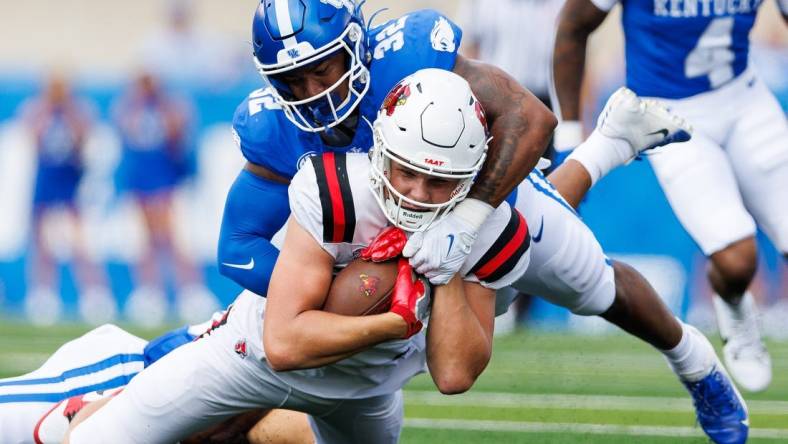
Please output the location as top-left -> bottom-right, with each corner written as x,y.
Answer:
403,198 -> 494,285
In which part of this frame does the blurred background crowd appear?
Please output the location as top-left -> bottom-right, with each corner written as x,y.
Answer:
0,0 -> 785,331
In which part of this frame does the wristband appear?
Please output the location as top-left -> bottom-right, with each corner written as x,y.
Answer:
453,198 -> 494,231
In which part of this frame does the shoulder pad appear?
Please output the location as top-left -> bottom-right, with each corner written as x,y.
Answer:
367,10 -> 463,99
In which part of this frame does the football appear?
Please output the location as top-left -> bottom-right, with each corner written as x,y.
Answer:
323,257 -> 399,316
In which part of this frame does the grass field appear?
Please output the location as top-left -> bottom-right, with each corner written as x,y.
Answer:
2,322 -> 787,443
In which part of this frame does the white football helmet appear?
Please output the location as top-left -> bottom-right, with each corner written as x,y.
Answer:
369,68 -> 489,232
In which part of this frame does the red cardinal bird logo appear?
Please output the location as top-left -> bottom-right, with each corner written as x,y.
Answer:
358,273 -> 380,298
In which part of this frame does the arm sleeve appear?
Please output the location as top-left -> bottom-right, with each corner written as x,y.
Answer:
217,169 -> 291,296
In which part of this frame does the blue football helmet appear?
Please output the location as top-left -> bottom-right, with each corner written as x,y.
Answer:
252,0 -> 370,132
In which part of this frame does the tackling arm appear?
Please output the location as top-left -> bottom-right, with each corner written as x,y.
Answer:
263,216 -> 407,371
217,164 -> 291,295
552,0 -> 609,122
453,55 -> 557,207
426,276 -> 495,394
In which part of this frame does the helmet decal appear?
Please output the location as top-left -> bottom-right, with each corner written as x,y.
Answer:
474,99 -> 488,134
382,82 -> 411,117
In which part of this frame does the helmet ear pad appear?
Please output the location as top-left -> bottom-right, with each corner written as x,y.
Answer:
369,68 -> 490,232
251,0 -> 370,132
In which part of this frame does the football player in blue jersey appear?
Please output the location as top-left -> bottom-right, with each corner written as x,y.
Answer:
553,0 -> 788,397
66,63 -> 748,443
213,2 -> 748,443
217,0 -> 558,296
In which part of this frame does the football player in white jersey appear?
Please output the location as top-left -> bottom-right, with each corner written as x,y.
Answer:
67,68 -> 530,444
68,68 -> 747,444
552,0 -> 788,394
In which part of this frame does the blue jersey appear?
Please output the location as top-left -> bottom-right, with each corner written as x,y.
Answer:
20,98 -> 93,205
615,0 -> 765,99
232,9 -> 463,178
112,93 -> 193,195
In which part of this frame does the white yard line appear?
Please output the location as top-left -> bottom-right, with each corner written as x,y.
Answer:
403,418 -> 788,440
403,391 -> 788,415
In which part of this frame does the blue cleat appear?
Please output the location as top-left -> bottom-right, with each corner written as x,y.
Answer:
683,363 -> 749,444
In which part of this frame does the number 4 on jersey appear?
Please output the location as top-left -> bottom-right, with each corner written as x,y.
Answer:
684,17 -> 735,89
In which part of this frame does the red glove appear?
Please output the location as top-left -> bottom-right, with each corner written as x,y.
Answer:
359,226 -> 407,262
389,258 -> 432,339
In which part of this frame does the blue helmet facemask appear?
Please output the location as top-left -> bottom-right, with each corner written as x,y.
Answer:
252,0 -> 370,132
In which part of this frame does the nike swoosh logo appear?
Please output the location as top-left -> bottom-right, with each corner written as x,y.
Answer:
446,234 -> 455,258
532,216 -> 544,243
741,418 -> 750,427
222,258 -> 255,270
647,128 -> 669,138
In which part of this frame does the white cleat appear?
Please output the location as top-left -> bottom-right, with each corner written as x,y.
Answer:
713,293 -> 772,392
34,389 -> 120,444
597,87 -> 692,160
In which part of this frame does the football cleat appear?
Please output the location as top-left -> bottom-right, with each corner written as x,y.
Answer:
33,390 -> 120,444
682,361 -> 749,444
713,293 -> 772,392
597,87 -> 692,160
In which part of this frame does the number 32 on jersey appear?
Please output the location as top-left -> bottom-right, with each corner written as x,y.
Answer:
373,15 -> 409,60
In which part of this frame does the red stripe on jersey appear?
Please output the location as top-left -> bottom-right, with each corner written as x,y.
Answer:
322,153 -> 346,243
474,211 -> 528,280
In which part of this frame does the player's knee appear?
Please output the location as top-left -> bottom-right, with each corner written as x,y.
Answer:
709,238 -> 757,292
563,269 -> 616,317
604,261 -> 646,315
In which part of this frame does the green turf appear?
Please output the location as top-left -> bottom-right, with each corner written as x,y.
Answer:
401,429 -> 711,444
2,322 -> 787,443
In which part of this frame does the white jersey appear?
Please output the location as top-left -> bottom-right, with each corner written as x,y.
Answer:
0,325 -> 146,444
290,152 -> 532,288
272,152 -> 531,399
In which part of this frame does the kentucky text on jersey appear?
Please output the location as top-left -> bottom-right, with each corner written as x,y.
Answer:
620,0 -> 762,98
653,0 -> 764,17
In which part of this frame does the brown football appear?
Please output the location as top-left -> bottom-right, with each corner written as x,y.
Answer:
323,258 -> 399,316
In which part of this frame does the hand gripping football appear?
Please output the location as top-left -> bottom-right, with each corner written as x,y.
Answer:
323,257 -> 399,316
